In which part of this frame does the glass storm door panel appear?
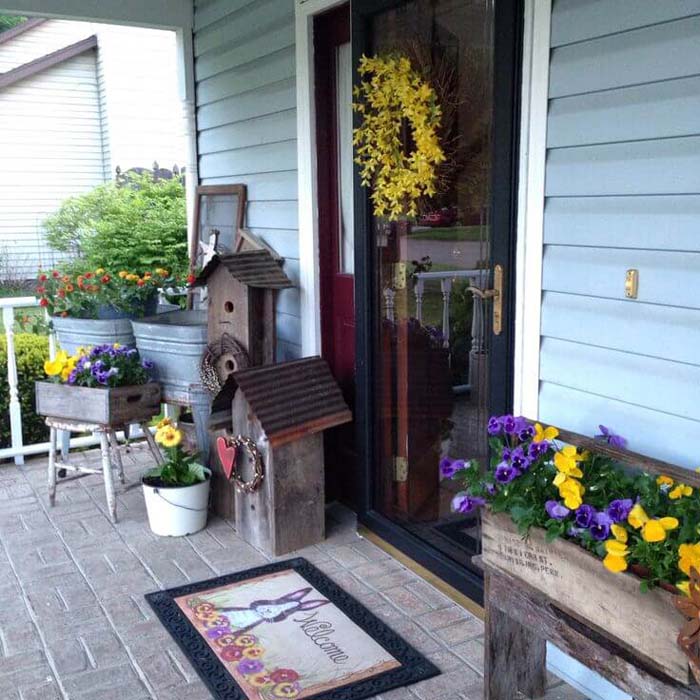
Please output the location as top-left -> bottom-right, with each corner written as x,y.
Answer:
368,0 -> 496,570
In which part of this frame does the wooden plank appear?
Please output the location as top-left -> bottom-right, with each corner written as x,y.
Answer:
481,512 -> 689,684
549,15 -> 700,98
550,0 -> 700,47
542,246 -> 700,309
545,136 -> 700,197
539,382 -> 700,472
548,75 -> 700,148
485,566 -> 698,700
484,572 -> 547,700
543,195 -> 700,252
539,337 -> 700,421
541,292 -> 700,367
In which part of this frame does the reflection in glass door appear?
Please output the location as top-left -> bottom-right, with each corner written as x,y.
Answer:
369,0 -> 496,572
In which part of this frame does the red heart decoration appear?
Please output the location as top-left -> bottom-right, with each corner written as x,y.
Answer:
217,437 -> 237,480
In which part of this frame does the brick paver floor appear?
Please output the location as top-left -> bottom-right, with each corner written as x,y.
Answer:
0,442 -> 588,700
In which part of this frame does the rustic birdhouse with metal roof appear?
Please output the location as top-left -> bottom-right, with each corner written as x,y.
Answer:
225,356 -> 352,556
192,248 -> 293,383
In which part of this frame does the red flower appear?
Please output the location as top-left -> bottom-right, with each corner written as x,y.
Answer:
85,272 -> 93,279
101,275 -> 111,283
270,669 -> 299,683
39,298 -> 48,307
36,286 -> 45,294
136,279 -> 145,287
186,273 -> 196,285
38,274 -> 47,282
220,646 -> 243,662
57,290 -> 65,299
52,270 -> 60,278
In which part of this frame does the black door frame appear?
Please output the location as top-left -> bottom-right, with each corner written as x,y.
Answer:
352,0 -> 524,605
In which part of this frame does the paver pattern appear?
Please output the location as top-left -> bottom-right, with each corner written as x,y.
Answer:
0,442 -> 587,699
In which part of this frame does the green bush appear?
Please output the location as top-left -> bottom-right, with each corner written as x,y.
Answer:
44,173 -> 188,278
0,334 -> 49,449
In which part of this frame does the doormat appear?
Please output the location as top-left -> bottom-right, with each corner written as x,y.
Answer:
146,557 -> 439,700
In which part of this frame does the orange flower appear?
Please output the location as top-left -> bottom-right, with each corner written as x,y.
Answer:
57,290 -> 65,298
186,273 -> 196,284
85,272 -> 93,279
61,275 -> 71,283
136,279 -> 145,287
65,284 -> 74,293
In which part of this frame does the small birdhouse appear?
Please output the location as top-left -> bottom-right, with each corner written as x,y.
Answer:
228,357 -> 352,556
193,249 -> 293,379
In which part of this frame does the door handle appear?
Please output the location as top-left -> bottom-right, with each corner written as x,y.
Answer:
467,264 -> 504,336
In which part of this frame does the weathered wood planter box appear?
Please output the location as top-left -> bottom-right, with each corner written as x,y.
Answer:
35,381 -> 161,425
481,510 -> 688,684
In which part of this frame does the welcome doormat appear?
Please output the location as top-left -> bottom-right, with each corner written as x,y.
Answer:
146,558 -> 439,700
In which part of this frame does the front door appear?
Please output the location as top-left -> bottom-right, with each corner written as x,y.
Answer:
315,4 -> 357,505
354,0 -> 521,597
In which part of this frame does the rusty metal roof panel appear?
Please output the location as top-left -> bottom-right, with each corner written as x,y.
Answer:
194,250 -> 293,289
233,357 -> 352,446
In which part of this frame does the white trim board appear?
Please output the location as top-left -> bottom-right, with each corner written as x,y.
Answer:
295,0 -> 347,357
512,0 -> 549,420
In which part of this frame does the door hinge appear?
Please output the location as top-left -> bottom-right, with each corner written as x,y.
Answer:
393,456 -> 408,482
392,262 -> 407,290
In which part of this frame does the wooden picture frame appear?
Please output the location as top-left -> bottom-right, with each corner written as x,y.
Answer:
190,184 -> 247,268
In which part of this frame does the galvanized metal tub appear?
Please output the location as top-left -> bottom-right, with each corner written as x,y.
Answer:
131,310 -> 208,403
52,316 -> 135,354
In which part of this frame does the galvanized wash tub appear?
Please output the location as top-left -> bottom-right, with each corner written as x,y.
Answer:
52,316 -> 135,354
131,310 -> 208,403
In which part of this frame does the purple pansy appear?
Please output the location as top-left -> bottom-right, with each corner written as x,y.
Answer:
487,416 -> 502,435
574,504 -> 595,529
596,425 -> 627,449
528,441 -> 549,460
501,415 -> 518,435
494,462 -> 519,484
545,500 -> 570,520
606,498 -> 633,524
510,447 -> 531,472
451,492 -> 486,514
141,359 -> 155,370
485,483 -> 497,496
237,659 -> 264,675
589,511 -> 613,541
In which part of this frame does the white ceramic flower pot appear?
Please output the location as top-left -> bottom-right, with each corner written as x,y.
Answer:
142,470 -> 211,536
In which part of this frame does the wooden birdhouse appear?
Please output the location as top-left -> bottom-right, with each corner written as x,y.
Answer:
193,248 -> 293,380
228,357 -> 352,556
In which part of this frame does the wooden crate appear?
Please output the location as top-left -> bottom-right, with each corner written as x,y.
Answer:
35,381 -> 161,425
481,511 -> 689,684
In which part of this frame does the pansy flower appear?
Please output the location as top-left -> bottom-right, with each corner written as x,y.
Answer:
595,425 -> 626,448
603,539 -> 629,573
606,498 -> 633,523
553,446 -> 584,478
670,484 -> 693,500
237,659 -> 264,675
494,462 -> 519,484
451,492 -> 486,514
533,422 -> 559,444
545,500 -> 570,521
574,504 -> 595,529
589,511 -> 612,541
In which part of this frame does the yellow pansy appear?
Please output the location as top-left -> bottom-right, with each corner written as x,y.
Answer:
553,445 -> 583,478
627,503 -> 649,529
679,542 -> 700,575
641,517 -> 678,543
605,540 -> 628,556
657,475 -> 674,487
44,358 -> 63,376
603,554 -> 628,573
558,477 -> 585,510
534,423 -> 559,443
670,484 -> 693,500
611,524 -> 628,544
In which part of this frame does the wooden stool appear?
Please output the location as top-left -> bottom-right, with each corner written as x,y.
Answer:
45,417 -> 163,523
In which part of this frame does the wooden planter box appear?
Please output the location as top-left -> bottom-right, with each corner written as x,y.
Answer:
481,510 -> 689,685
35,381 -> 161,425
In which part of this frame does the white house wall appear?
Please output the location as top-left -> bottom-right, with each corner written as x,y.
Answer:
0,49 -> 104,277
193,0 -> 300,361
539,0 -> 700,470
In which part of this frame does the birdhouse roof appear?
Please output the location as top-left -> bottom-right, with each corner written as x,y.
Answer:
233,357 -> 352,447
193,250 -> 293,289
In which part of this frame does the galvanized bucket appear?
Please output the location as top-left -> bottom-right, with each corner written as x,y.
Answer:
52,316 -> 135,354
131,310 -> 208,403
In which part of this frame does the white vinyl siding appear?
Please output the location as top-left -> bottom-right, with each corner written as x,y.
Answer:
193,0 -> 300,361
0,50 -> 104,277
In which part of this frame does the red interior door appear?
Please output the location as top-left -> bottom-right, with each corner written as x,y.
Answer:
314,4 -> 356,505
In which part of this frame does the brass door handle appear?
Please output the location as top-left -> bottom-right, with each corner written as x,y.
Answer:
467,264 -> 504,336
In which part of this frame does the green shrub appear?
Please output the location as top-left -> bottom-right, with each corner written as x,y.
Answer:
0,334 -> 50,449
44,173 -> 188,279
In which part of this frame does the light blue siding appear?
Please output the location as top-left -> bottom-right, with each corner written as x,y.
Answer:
194,0 -> 300,360
542,3 -> 700,696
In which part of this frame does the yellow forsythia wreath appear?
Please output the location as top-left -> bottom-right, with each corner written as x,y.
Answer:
353,54 -> 446,221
